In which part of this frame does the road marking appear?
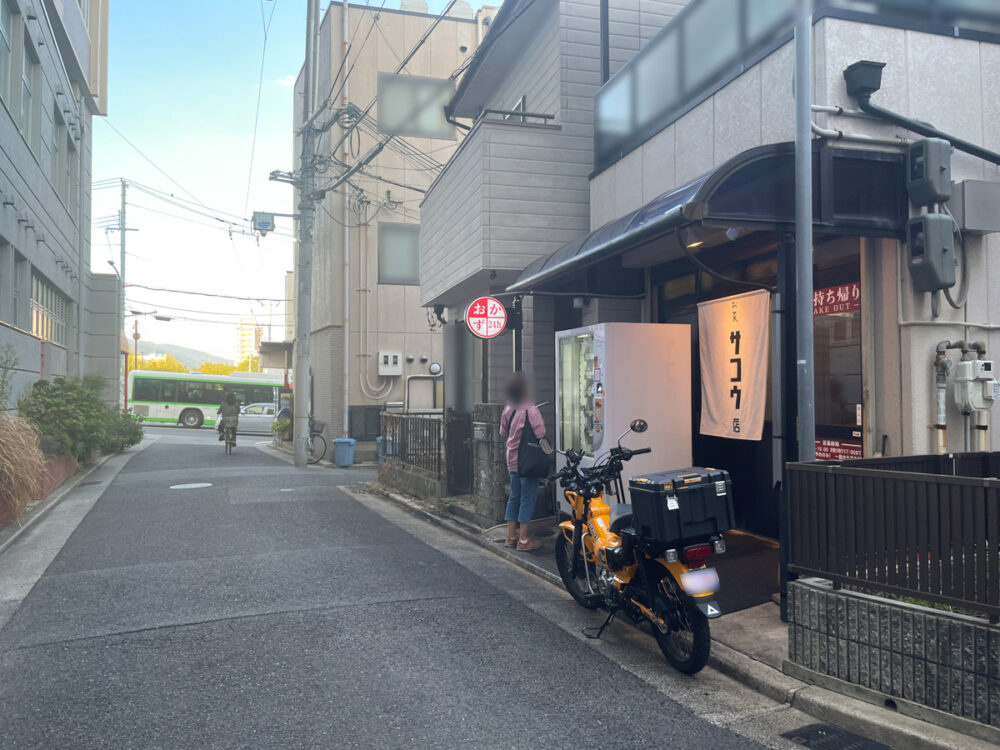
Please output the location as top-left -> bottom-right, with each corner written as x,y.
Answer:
169,483 -> 213,490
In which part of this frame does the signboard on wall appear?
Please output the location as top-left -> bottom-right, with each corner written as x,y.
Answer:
813,282 -> 860,316
466,297 -> 507,339
815,438 -> 863,461
698,290 -> 771,441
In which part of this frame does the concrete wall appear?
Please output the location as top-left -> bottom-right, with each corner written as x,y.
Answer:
0,0 -> 111,406
589,16 -> 1000,456
787,580 -> 1000,737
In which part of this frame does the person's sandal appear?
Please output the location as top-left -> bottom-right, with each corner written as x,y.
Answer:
517,538 -> 542,551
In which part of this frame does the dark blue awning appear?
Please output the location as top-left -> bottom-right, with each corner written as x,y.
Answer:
507,142 -> 906,294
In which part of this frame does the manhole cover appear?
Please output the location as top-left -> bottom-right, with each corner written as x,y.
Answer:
781,724 -> 889,750
169,483 -> 213,490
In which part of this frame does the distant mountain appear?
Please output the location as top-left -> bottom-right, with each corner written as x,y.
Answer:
138,341 -> 233,369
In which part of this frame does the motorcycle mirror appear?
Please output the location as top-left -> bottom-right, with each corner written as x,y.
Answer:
630,418 -> 648,434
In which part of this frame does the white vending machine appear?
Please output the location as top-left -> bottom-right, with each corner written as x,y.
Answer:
555,323 -> 692,503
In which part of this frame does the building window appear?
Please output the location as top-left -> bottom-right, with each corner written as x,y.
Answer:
377,222 -> 420,285
0,1 -> 12,106
52,107 -> 65,197
30,272 -> 68,347
20,37 -> 38,149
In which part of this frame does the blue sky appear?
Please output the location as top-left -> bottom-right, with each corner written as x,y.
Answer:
92,0 -> 481,362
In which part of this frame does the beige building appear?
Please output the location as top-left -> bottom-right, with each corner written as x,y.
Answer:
236,315 -> 261,364
294,1 -> 488,442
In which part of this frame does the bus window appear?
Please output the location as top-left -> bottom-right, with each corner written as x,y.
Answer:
180,383 -> 203,404
162,380 -> 177,401
203,383 -> 225,405
132,378 -> 160,402
251,386 -> 274,404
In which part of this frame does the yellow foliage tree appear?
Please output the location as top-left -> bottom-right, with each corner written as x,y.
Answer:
235,356 -> 260,372
197,361 -> 238,375
131,354 -> 189,373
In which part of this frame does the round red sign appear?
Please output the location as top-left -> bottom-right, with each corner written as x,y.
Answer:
466,296 -> 507,339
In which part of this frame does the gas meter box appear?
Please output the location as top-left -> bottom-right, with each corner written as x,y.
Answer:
628,468 -> 735,545
954,359 -> 998,413
907,138 -> 952,206
908,214 -> 955,292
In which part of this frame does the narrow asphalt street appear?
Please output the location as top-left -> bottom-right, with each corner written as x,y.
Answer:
0,428 -> 814,749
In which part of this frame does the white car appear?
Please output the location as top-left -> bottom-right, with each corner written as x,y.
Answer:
238,402 -> 277,435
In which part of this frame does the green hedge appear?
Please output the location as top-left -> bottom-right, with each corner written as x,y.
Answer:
19,375 -> 144,462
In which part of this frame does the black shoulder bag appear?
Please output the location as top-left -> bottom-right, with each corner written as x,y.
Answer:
516,407 -> 549,479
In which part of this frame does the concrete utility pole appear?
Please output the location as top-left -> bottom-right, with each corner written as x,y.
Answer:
794,0 -> 816,461
293,0 -> 321,468
118,178 -> 127,409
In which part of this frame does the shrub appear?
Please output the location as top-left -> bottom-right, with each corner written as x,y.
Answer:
0,414 -> 45,521
101,411 -> 145,453
271,416 -> 292,441
19,376 -> 143,462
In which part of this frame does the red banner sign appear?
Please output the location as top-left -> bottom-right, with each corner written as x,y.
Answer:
813,282 -> 860,317
466,296 -> 507,339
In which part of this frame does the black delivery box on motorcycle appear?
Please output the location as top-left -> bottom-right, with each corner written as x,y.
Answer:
627,468 -> 735,545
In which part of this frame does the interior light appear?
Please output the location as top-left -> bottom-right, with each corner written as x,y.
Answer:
686,241 -> 704,249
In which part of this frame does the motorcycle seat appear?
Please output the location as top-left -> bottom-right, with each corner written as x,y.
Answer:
609,503 -> 633,534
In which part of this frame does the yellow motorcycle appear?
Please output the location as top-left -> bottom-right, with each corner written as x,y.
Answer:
552,419 -> 731,675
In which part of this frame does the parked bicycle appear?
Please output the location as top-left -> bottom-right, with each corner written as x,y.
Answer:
308,418 -> 327,464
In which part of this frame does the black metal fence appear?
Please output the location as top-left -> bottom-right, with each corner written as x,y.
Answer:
380,412 -> 444,478
786,453 -> 1000,622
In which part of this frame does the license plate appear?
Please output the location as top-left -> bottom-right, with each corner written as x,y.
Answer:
680,567 -> 719,595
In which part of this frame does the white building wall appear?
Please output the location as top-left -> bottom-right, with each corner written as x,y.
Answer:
588,15 -> 1000,456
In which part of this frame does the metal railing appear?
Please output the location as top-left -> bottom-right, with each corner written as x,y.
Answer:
380,412 -> 444,478
786,454 -> 1000,621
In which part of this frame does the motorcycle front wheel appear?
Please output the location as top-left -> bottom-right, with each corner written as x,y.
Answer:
554,532 -> 601,610
652,591 -> 711,675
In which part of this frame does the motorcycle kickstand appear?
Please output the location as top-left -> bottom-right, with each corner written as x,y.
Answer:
582,608 -> 618,640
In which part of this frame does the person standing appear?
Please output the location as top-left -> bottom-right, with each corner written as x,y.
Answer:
499,374 -> 546,551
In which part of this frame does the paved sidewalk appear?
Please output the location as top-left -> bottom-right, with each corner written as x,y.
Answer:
372,486 -> 996,750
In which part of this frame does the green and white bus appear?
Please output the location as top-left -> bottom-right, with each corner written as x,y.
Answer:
127,370 -> 283,428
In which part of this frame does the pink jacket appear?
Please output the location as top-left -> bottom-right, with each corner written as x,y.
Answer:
499,403 -> 545,474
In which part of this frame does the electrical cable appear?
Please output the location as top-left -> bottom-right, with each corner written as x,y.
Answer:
125,283 -> 287,302
126,299 -> 290,318
942,204 -> 969,309
243,0 -> 281,218
449,0 -> 539,81
676,231 -> 774,293
100,120 -> 205,205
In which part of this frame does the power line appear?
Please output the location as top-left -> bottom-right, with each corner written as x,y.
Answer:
126,298 -> 289,318
125,283 -> 288,302
100,119 -> 205,206
450,0 -> 539,81
244,0 -> 280,218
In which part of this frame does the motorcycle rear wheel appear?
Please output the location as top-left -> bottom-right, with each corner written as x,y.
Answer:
554,532 -> 601,609
652,593 -> 710,675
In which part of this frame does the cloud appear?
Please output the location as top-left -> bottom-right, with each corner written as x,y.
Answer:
274,75 -> 297,88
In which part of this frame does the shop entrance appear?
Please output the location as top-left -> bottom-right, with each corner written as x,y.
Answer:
655,236 -> 863,540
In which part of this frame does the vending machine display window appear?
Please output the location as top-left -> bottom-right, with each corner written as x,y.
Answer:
558,332 -> 595,456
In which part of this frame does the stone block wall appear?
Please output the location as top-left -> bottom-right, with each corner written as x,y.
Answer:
787,580 -> 1000,730
472,402 -> 508,525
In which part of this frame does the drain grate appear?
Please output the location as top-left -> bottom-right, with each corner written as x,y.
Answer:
781,724 -> 890,750
78,481 -> 101,487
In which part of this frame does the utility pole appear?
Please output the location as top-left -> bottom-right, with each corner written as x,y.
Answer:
294,0 -> 321,467
794,0 -> 816,461
118,178 -> 127,409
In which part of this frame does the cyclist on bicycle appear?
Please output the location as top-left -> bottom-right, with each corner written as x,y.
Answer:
217,392 -> 240,443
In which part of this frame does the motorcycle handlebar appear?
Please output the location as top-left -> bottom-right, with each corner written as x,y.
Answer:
631,447 -> 652,455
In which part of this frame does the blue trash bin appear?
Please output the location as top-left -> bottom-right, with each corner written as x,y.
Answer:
333,437 -> 356,467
